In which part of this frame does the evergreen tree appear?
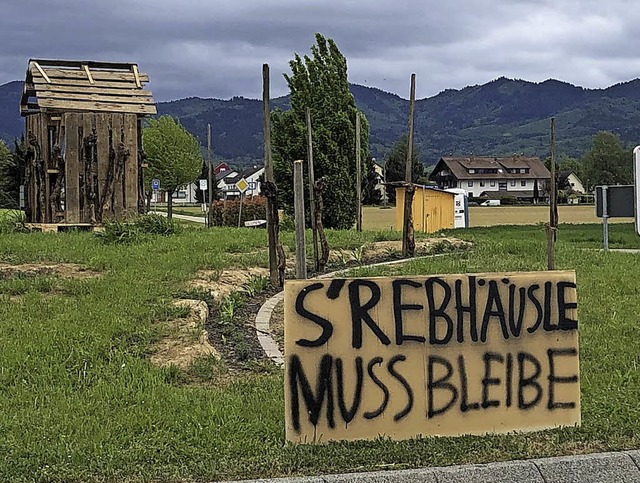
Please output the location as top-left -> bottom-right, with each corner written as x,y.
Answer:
362,157 -> 382,205
0,139 -> 20,208
272,33 -> 369,229
144,116 -> 203,219
383,134 -> 424,204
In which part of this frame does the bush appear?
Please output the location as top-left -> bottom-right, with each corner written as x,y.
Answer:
136,213 -> 181,235
210,197 -> 267,227
500,196 -> 517,205
96,214 -> 180,244
0,210 -> 27,234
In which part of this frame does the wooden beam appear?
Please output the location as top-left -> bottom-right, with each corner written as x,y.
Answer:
34,84 -> 153,97
36,98 -> 156,115
132,65 -> 142,88
37,91 -> 155,105
64,113 -> 80,223
123,113 -> 138,212
32,77 -> 151,90
31,62 -> 52,83
82,64 -> 95,84
31,68 -> 149,83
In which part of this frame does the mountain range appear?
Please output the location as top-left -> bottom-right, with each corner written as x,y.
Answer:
2,77 -> 640,167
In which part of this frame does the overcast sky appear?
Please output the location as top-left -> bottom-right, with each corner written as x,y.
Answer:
1,0 -> 639,101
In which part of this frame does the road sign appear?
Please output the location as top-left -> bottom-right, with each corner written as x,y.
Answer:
248,181 -> 257,190
634,146 -> 640,235
235,178 -> 249,193
596,185 -> 634,218
151,179 -> 160,190
199,179 -> 208,191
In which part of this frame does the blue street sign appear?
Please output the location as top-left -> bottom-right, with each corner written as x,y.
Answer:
152,179 -> 160,190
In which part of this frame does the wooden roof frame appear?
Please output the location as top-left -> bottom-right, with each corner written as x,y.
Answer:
21,58 -> 156,116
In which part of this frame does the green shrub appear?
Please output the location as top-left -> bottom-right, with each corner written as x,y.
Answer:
136,213 -> 181,235
210,197 -> 267,227
96,219 -> 141,245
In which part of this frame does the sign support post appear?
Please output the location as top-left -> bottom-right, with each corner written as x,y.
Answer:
602,185 -> 609,251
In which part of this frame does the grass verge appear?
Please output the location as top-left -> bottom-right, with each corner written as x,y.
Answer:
0,222 -> 639,481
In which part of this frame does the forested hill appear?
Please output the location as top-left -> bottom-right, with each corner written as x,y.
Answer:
2,77 -> 640,167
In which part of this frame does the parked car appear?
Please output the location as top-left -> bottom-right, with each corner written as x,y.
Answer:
480,200 -> 501,206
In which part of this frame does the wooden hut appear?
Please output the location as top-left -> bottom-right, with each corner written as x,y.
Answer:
394,183 -> 455,233
20,59 -> 156,225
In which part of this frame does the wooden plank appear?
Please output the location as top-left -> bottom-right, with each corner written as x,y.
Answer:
34,84 -> 153,97
31,62 -> 51,83
132,65 -> 142,88
36,98 -> 157,115
83,113 -> 97,223
30,59 -> 138,71
82,65 -> 95,84
123,114 -> 138,212
31,68 -> 149,83
64,113 -> 80,223
32,77 -> 150,90
96,113 -> 110,218
41,114 -> 51,222
37,91 -> 155,105
112,114 -> 124,217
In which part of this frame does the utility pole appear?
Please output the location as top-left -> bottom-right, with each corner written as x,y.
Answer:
402,73 -> 416,257
306,107 -> 318,271
263,63 -> 279,286
547,117 -> 557,270
207,123 -> 213,227
293,160 -> 307,279
355,113 -> 362,231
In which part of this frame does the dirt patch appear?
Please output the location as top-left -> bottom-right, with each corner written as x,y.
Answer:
0,263 -> 101,280
150,299 -> 219,369
189,267 -> 269,302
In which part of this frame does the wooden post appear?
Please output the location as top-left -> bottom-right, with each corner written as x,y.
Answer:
355,113 -> 362,231
306,107 -> 319,271
294,160 -> 307,279
402,73 -> 417,257
207,123 -> 213,228
263,64 -> 280,286
547,117 -> 557,270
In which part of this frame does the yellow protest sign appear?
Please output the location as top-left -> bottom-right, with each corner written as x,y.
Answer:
284,271 -> 579,443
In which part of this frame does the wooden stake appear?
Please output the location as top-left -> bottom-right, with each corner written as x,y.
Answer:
263,63 -> 279,286
294,160 -> 307,279
355,113 -> 362,231
207,123 -> 213,227
547,117 -> 557,270
402,73 -> 417,257
306,107 -> 319,271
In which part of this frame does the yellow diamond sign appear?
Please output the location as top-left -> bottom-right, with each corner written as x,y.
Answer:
235,178 -> 249,193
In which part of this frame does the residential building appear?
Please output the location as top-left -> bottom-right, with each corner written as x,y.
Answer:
217,165 -> 265,199
429,156 -> 551,201
559,171 -> 585,194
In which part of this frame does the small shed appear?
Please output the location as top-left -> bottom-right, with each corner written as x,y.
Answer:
20,59 -> 156,224
394,183 -> 455,233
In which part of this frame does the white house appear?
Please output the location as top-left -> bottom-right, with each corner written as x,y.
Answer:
429,156 -> 551,201
218,165 -> 264,199
559,171 -> 585,194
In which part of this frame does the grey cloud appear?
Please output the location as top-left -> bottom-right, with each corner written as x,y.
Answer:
0,0 -> 638,101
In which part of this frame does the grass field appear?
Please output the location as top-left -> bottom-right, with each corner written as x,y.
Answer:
1,222 -> 640,481
161,203 -> 628,231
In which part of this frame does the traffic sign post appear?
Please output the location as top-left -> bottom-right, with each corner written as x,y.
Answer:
151,179 -> 160,213
235,178 -> 249,228
199,179 -> 208,213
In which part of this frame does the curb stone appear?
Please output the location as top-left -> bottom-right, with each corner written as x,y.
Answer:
230,450 -> 640,482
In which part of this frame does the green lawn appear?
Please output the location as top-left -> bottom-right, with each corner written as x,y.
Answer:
1,223 -> 640,481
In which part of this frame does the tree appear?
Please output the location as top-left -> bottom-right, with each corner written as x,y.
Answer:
581,131 -> 632,190
0,138 -> 26,209
362,157 -> 382,205
383,134 -> 425,204
144,116 -> 202,219
272,33 -> 369,229
194,160 -> 218,203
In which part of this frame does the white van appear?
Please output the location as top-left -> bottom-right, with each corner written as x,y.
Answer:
480,199 -> 501,207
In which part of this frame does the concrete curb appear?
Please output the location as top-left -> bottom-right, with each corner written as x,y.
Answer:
231,450 -> 640,482
253,253 -> 452,367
